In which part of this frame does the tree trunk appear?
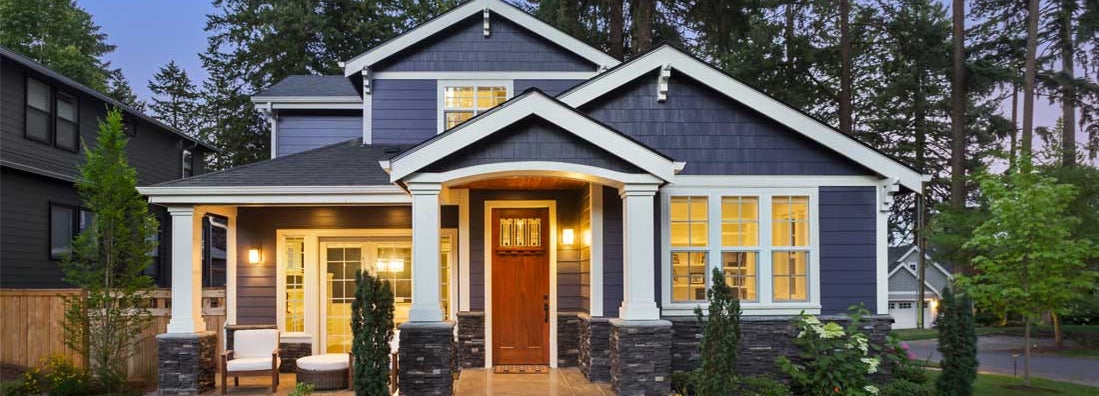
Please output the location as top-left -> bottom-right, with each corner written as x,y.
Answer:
1053,311 -> 1063,348
838,0 -> 853,135
1024,315 -> 1032,386
631,0 -> 654,54
1011,85 -> 1019,170
1060,0 -> 1076,167
950,0 -> 966,207
608,0 -> 624,59
1021,0 -> 1039,173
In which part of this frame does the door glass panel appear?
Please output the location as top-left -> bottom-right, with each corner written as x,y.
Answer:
375,244 -> 412,324
285,238 -> 305,332
324,245 -> 360,353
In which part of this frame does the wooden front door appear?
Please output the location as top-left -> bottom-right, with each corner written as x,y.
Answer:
491,208 -> 550,365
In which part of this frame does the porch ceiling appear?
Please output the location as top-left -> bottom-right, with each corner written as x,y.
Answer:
448,176 -> 588,190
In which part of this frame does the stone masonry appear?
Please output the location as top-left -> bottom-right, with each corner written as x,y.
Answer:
579,314 -> 611,382
399,321 -> 456,396
557,312 -> 581,367
456,312 -> 485,369
157,331 -> 217,395
609,319 -> 672,396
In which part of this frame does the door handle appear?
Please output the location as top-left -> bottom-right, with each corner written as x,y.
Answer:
543,294 -> 549,323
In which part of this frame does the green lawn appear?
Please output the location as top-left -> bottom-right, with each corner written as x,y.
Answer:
891,328 -> 939,340
1053,347 -> 1099,359
890,325 -> 1099,341
971,373 -> 1099,395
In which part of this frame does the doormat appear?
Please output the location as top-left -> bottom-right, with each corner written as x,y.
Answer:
493,365 -> 549,374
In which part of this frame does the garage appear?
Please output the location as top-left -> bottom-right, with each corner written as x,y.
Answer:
889,300 -> 935,329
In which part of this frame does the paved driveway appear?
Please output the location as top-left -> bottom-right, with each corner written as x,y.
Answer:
905,336 -> 1099,386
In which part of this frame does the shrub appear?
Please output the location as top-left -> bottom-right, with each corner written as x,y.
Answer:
692,267 -> 741,394
935,287 -> 977,396
350,269 -> 395,396
776,305 -> 882,396
879,378 -> 931,396
288,382 -> 314,396
14,355 -> 94,396
734,375 -> 790,396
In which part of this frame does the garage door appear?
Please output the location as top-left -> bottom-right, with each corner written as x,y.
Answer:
889,301 -> 917,329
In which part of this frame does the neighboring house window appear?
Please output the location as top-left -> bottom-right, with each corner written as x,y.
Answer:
182,149 -> 193,177
889,302 -> 896,309
772,196 -> 810,302
898,302 -> 913,309
670,196 -> 708,302
25,77 -> 51,143
440,82 -> 509,131
122,115 -> 136,136
721,196 -> 759,301
54,91 -> 79,151
50,204 -> 92,260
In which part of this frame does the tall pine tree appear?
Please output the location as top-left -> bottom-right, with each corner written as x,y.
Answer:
149,61 -> 202,136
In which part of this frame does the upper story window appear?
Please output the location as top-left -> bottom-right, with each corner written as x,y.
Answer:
55,92 -> 79,151
25,77 -> 51,143
182,149 -> 194,177
439,81 -> 510,132
25,76 -> 79,152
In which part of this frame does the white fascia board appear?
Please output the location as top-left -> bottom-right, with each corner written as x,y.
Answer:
670,175 -> 884,187
251,96 -> 362,103
388,93 -> 678,182
558,46 -> 928,192
373,71 -> 597,80
138,185 -> 410,205
894,245 -> 921,263
341,0 -> 619,77
404,161 -> 664,188
890,263 -> 943,297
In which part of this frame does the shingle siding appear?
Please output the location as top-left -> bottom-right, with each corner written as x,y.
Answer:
581,71 -> 874,175
373,16 -> 595,72
276,114 -> 362,157
602,186 -> 623,318
371,79 -> 436,144
819,186 -> 877,314
515,80 -> 585,96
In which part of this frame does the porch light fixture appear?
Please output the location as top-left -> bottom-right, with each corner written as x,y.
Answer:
247,248 -> 262,264
562,228 -> 575,246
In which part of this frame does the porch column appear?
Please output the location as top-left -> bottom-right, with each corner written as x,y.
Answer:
408,182 -> 444,322
618,184 -> 661,320
166,206 -> 205,333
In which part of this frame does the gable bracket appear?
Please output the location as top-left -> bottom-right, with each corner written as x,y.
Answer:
657,64 -> 672,102
362,67 -> 371,95
483,7 -> 490,37
878,177 -> 900,212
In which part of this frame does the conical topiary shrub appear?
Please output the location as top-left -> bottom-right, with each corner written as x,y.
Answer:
351,269 -> 395,396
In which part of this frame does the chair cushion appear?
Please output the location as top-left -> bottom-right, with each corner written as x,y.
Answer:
235,329 -> 279,359
296,353 -> 349,371
226,357 -> 280,372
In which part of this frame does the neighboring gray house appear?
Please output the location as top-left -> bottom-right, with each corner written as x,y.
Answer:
136,1 -> 929,394
887,245 -> 953,329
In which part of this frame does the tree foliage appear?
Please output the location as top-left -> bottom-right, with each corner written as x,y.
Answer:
149,61 -> 203,136
351,269 -> 395,396
692,267 -> 741,395
60,108 -> 158,392
935,287 -> 978,396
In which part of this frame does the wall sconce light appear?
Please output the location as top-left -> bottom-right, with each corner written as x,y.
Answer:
562,228 -> 575,246
248,248 -> 262,264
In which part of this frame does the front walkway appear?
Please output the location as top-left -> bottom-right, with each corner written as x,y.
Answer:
202,368 -> 612,395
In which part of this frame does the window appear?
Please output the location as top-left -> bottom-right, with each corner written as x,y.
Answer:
898,302 -> 913,309
25,77 -> 51,143
440,83 -> 508,131
182,150 -> 193,178
50,204 -> 75,260
54,92 -> 78,151
284,238 -> 305,332
721,197 -> 759,301
670,196 -> 708,302
122,115 -> 136,136
772,196 -> 809,302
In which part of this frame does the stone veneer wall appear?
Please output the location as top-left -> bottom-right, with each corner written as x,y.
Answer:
557,312 -> 581,367
609,319 -> 672,396
224,324 -> 312,373
456,312 -> 485,369
398,321 -> 455,396
578,314 -> 611,381
157,331 -> 217,395
665,315 -> 894,378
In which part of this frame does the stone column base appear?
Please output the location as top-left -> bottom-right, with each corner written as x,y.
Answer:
457,312 -> 485,369
157,331 -> 217,395
557,312 -> 581,367
610,319 -> 671,396
579,314 -> 611,382
399,321 -> 456,396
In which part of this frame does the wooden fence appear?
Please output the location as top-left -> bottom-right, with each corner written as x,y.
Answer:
0,288 -> 226,382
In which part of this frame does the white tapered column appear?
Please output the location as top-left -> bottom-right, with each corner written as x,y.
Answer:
166,206 -> 206,333
618,184 -> 661,320
408,182 -> 444,322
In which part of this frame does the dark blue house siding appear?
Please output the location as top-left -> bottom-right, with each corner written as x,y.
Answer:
424,117 -> 643,174
373,16 -> 595,72
515,80 -> 586,96
371,79 -> 436,144
602,186 -> 623,317
818,186 -> 877,314
581,72 -> 874,176
276,114 -> 361,157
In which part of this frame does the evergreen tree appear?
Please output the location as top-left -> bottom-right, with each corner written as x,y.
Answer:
351,269 -> 395,396
935,287 -> 977,396
149,61 -> 202,135
105,69 -> 146,112
693,267 -> 741,395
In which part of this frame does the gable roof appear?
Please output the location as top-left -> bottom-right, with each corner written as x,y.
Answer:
888,266 -> 943,298
0,46 -> 218,152
558,45 -> 929,192
341,0 -> 620,77
890,244 -> 954,274
253,75 -> 359,98
385,89 -> 683,182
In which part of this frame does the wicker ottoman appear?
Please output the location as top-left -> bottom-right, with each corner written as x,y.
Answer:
295,353 -> 351,390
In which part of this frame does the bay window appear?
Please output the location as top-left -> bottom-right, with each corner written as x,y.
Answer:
663,189 -> 818,313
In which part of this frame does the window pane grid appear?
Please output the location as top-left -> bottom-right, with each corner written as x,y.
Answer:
285,238 -> 305,332
721,196 -> 758,247
443,85 -> 507,130
722,251 -> 757,301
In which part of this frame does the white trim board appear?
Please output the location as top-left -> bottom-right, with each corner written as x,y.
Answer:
557,45 -> 929,192
376,71 -> 596,80
341,0 -> 618,77
387,92 -> 681,182
139,185 -> 411,205
482,200 -> 558,368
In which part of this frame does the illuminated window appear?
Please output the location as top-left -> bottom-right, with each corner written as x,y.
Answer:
441,84 -> 508,130
284,238 -> 305,332
670,196 -> 708,302
722,196 -> 759,301
772,196 -> 809,302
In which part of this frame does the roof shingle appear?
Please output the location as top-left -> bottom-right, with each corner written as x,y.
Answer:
254,75 -> 359,97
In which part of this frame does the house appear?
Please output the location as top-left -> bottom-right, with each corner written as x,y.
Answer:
137,1 -> 929,394
0,46 -> 218,290
887,245 -> 953,329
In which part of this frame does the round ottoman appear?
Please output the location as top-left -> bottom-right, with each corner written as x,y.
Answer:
295,353 -> 350,390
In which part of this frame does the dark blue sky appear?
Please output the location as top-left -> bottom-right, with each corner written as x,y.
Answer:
78,0 -> 1071,146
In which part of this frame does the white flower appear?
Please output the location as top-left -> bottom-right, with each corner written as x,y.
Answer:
820,322 -> 845,339
803,316 -> 821,326
854,335 -> 869,353
864,385 -> 879,395
861,357 -> 880,374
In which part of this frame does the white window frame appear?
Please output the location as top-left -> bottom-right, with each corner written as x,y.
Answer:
660,187 -> 821,316
436,79 -> 513,133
